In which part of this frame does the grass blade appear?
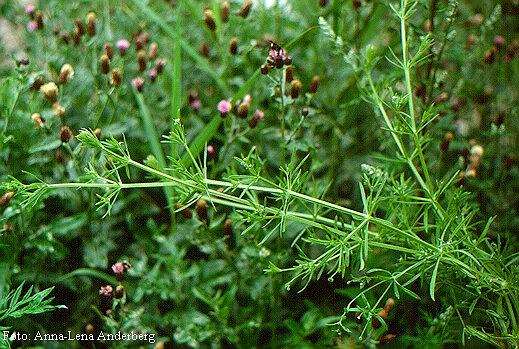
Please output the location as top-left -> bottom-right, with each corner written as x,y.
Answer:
133,90 -> 176,218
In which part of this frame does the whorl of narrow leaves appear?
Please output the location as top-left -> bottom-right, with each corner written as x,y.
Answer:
0,283 -> 65,321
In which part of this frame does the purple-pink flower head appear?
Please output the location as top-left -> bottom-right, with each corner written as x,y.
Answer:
217,99 -> 232,117
190,98 -> 201,111
99,285 -> 113,297
111,262 -> 125,276
116,39 -> 130,55
25,3 -> 36,15
111,261 -> 131,279
131,77 -> 144,92
27,21 -> 38,32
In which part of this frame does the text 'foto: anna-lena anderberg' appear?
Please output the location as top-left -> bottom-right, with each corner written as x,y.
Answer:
3,330 -> 157,344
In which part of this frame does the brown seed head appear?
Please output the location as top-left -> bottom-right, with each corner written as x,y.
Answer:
86,12 -> 96,37
40,82 -> 59,102
229,37 -> 238,55
290,79 -> 302,99
149,42 -> 159,59
100,54 -> 110,74
196,199 -> 208,222
221,1 -> 230,22
59,64 -> 74,84
104,42 -> 114,59
60,125 -> 73,142
204,9 -> 216,31
137,50 -> 147,72
285,66 -> 294,82
309,75 -> 320,93
238,0 -> 252,18
111,69 -> 122,86
0,192 -> 14,207
31,113 -> 45,127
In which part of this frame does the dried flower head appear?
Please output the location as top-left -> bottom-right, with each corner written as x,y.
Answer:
86,12 -> 96,36
0,192 -> 14,207
111,69 -> 122,86
40,82 -> 59,102
60,126 -> 73,142
204,9 -> 216,31
238,0 -> 252,18
290,79 -> 302,99
100,54 -> 110,74
155,58 -> 166,74
221,1 -> 230,23
149,42 -> 159,59
59,64 -> 74,84
137,50 -> 147,72
104,42 -> 114,59
31,113 -> 45,127
52,102 -> 65,117
229,37 -> 238,55
309,75 -> 320,93
196,199 -> 208,222
114,285 -> 124,299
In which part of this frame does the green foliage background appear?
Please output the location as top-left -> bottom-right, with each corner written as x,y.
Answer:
0,0 -> 518,348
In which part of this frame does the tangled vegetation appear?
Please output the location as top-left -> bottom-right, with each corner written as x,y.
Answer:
0,0 -> 518,347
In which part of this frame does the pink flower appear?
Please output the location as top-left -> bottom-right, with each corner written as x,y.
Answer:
116,39 -> 130,55
111,261 -> 131,279
190,98 -> 201,111
99,285 -> 113,297
24,4 -> 35,15
207,145 -> 216,159
27,21 -> 38,32
148,68 -> 158,82
131,77 -> 144,92
111,262 -> 125,276
217,99 -> 232,117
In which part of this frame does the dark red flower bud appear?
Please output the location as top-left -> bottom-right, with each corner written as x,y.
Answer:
221,1 -> 230,23
111,69 -> 122,86
309,75 -> 320,93
285,66 -> 294,83
60,126 -> 73,142
249,109 -> 264,128
260,64 -> 270,75
0,192 -> 14,207
199,42 -> 210,58
104,43 -> 114,60
229,37 -> 238,55
204,9 -> 216,31
290,79 -> 302,99
238,0 -> 252,18
100,54 -> 110,74
86,12 -> 96,37
196,199 -> 208,223
114,285 -> 124,299
137,50 -> 147,72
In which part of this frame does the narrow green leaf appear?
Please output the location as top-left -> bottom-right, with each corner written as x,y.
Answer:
430,257 -> 441,301
133,90 -> 175,217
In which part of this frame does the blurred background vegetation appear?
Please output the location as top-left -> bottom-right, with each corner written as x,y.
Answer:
0,0 -> 518,347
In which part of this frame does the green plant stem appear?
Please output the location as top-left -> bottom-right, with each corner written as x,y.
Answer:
133,90 -> 176,222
